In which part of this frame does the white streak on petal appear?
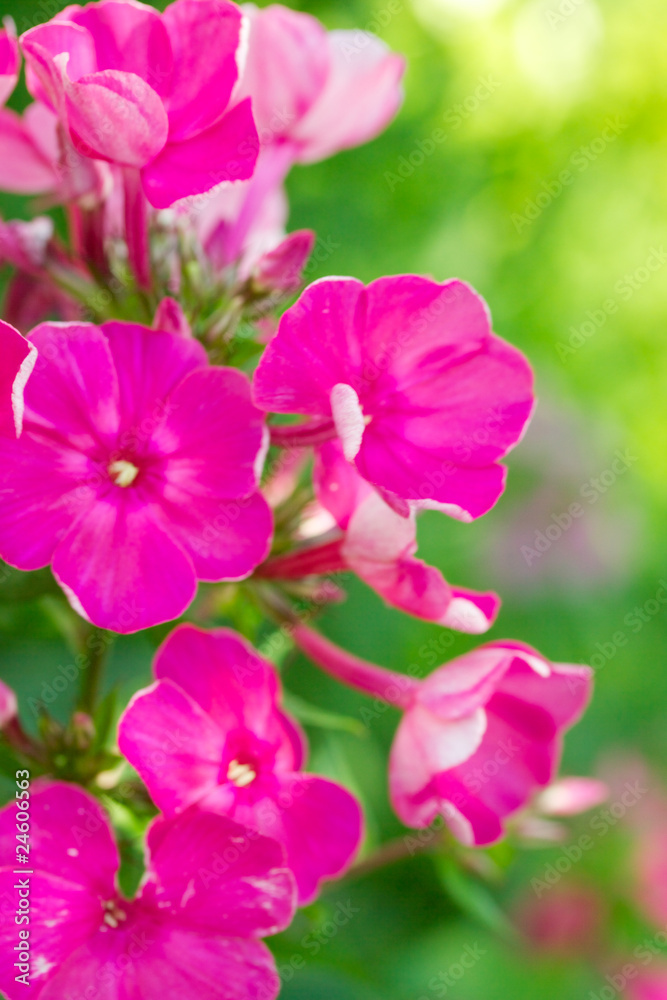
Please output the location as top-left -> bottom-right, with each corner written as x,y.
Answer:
330,382 -> 364,461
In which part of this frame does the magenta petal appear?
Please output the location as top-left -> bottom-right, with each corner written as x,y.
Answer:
314,439 -> 373,528
0,871 -> 104,1000
100,320 -> 207,434
66,69 -> 169,166
162,0 -> 243,141
0,679 -> 16,727
52,492 -> 197,632
118,679 -> 226,814
142,98 -> 259,209
27,322 -> 121,446
0,25 -> 20,105
266,774 -> 363,904
132,924 -> 283,1000
355,435 -> 508,518
0,107 -> 57,193
142,808 -> 296,936
293,30 -> 405,163
66,0 -> 173,92
0,781 -> 118,894
164,489 -> 273,582
154,626 -> 293,749
0,429 -> 98,570
253,277 -> 366,414
153,366 -> 266,499
0,320 -> 37,437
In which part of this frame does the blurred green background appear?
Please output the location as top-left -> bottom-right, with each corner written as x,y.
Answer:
2,0 -> 667,997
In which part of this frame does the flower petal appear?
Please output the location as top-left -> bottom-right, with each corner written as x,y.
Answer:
66,69 -> 169,166
142,98 -> 258,208
253,276 -> 365,414
292,30 -> 405,163
162,0 -> 243,141
142,807 -> 296,937
52,491 -> 197,632
0,781 -> 118,894
0,320 -> 37,438
118,679 -> 226,814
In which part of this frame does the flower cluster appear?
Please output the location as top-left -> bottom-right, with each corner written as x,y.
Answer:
0,2 -> 598,997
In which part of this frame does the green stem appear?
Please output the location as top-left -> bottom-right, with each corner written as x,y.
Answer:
78,628 -> 114,715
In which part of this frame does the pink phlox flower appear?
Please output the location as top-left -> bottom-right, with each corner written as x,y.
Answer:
118,623 -> 363,903
254,275 -> 535,520
0,320 -> 272,632
20,0 -> 259,207
0,780 -> 296,1000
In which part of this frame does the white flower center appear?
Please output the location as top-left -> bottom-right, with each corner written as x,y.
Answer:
102,899 -> 127,929
330,383 -> 367,461
108,460 -> 140,488
227,759 -> 257,788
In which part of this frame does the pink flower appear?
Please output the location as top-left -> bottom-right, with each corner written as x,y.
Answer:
0,678 -> 17,728
253,276 -> 535,520
118,624 -> 363,903
21,0 -> 259,208
0,21 -> 19,105
0,101 -> 107,201
237,3 -> 405,164
626,970 -> 667,1000
0,319 -> 37,438
0,321 -> 272,632
292,626 -> 592,846
0,781 -> 296,1000
261,439 -> 500,633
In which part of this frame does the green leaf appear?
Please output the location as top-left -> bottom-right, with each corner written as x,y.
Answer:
436,856 -> 518,941
282,692 -> 367,738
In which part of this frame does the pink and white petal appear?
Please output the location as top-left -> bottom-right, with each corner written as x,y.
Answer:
418,645 -> 513,720
21,22 -> 97,110
142,99 -> 258,209
0,107 -> 58,193
153,366 -> 266,497
66,69 -> 169,166
100,321 -> 207,439
0,320 -> 37,437
497,658 -> 593,729
118,679 -> 225,814
264,773 -> 363,904
0,870 -> 104,1000
142,808 -> 296,936
344,490 -> 416,563
313,439 -> 373,529
353,554 -> 453,623
535,777 -> 609,817
237,4 -> 328,143
292,31 -> 405,163
162,489 -> 273,582
25,322 -> 121,448
355,429 -> 507,517
253,277 -> 365,414
0,781 -> 118,894
67,0 -> 173,92
440,587 -> 500,634
154,625 -> 281,737
52,492 -> 197,633
162,0 -> 243,141
389,705 -> 487,817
